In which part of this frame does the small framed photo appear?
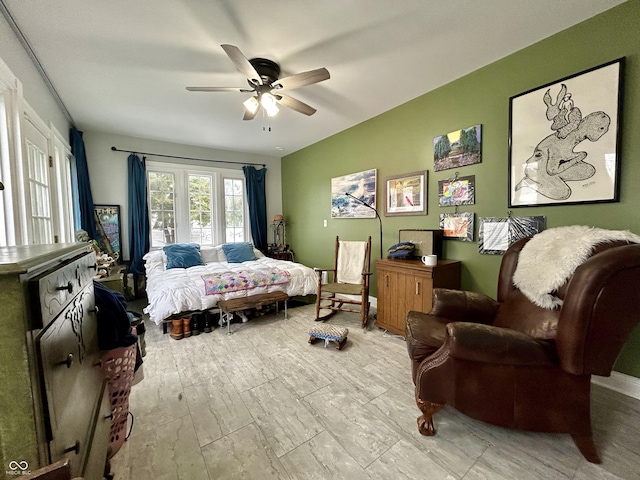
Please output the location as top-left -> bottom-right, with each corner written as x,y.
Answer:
438,174 -> 475,207
439,212 -> 474,242
384,171 -> 428,216
509,58 -> 623,207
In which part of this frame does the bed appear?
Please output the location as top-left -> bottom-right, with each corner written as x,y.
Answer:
142,243 -> 317,326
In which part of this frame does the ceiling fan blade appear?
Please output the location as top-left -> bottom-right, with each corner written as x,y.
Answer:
221,44 -> 263,85
276,94 -> 317,116
272,67 -> 330,91
186,87 -> 253,93
243,104 -> 261,120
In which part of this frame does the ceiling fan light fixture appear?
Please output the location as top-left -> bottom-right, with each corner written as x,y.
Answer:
243,96 -> 260,114
265,103 -> 279,117
261,93 -> 279,117
187,45 -> 328,121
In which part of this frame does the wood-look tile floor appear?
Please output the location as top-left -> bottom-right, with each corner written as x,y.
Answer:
110,304 -> 640,479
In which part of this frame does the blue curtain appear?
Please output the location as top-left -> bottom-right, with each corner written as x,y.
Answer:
242,166 -> 268,252
128,154 -> 150,274
70,127 -> 98,239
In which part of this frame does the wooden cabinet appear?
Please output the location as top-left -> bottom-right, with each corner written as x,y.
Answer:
0,244 -> 109,478
376,258 -> 461,336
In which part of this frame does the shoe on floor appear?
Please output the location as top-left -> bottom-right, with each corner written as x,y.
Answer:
170,319 -> 184,340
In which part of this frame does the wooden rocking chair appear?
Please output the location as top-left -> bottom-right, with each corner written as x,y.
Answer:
314,236 -> 371,328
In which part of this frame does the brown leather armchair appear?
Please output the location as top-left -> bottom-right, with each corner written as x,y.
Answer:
405,236 -> 640,463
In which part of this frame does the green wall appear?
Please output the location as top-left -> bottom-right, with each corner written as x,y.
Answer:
282,1 -> 640,377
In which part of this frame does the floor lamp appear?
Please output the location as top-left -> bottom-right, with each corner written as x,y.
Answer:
345,192 -> 383,259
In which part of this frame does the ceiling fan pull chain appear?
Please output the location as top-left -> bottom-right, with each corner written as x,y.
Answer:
261,111 -> 272,132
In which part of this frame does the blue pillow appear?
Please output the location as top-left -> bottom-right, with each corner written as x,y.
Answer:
163,243 -> 204,269
222,242 -> 257,263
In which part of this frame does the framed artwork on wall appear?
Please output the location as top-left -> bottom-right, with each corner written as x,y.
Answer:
439,212 -> 474,242
94,204 -> 122,259
331,169 -> 377,218
509,58 -> 624,207
384,170 -> 428,216
437,174 -> 475,207
478,216 -> 546,255
434,124 -> 482,172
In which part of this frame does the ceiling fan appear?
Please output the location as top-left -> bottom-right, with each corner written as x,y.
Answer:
186,44 -> 330,120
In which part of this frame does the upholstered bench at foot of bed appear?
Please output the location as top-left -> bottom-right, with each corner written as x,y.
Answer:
218,291 -> 289,334
308,324 -> 349,350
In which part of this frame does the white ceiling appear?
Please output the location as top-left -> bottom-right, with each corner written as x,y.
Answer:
2,0 -> 625,157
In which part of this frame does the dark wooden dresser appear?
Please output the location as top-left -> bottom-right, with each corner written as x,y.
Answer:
0,243 -> 111,478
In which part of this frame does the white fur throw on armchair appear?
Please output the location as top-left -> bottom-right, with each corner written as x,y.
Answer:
513,225 -> 640,309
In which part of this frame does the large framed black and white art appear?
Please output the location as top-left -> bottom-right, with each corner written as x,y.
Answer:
508,58 -> 623,208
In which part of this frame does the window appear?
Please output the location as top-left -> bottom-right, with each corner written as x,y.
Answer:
0,58 -> 75,246
25,134 -> 53,243
0,59 -> 20,246
148,171 -> 176,246
0,92 -> 12,246
189,174 -> 213,244
22,110 -> 54,245
224,178 -> 245,242
50,134 -> 75,243
147,161 -> 247,248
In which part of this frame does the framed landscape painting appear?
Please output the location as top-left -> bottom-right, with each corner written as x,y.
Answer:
434,124 -> 482,172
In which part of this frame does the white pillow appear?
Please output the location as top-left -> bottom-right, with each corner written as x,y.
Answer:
143,249 -> 164,265
201,245 -> 228,263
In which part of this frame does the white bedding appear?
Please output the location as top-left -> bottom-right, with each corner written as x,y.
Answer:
143,245 -> 317,325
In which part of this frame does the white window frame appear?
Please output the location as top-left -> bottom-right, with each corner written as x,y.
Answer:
223,177 -> 247,243
0,56 -> 75,246
146,160 -> 249,247
188,172 -> 215,245
50,125 -> 75,243
0,58 -> 24,246
22,104 -> 53,244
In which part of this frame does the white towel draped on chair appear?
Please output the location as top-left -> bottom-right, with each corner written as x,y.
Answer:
337,241 -> 366,284
315,236 -> 372,328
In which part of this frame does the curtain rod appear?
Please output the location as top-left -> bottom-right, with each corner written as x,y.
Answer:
110,146 -> 266,168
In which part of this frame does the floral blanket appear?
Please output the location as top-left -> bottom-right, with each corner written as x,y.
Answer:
202,269 -> 291,295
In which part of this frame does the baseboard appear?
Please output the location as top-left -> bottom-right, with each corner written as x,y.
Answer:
592,371 -> 640,401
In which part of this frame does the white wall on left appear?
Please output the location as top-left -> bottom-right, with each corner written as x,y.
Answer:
0,14 -> 69,137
